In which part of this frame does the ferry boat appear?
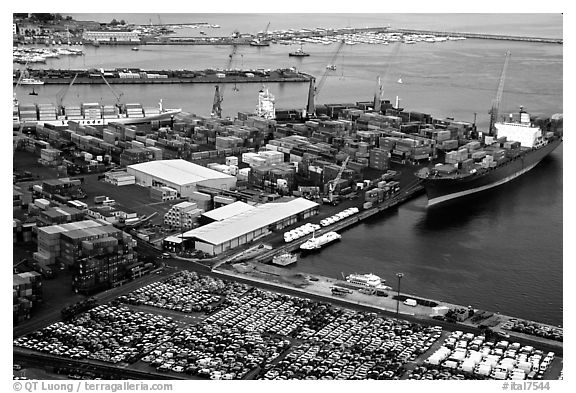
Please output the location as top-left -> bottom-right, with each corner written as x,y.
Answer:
300,231 -> 341,251
345,273 -> 384,287
416,108 -> 562,206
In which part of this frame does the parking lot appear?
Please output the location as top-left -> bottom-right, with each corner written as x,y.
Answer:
13,269 -> 563,380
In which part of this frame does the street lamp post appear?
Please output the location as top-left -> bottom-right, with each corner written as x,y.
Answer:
396,273 -> 404,316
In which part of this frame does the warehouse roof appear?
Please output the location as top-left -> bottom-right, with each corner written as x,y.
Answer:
183,198 -> 318,245
128,159 -> 234,186
37,219 -> 106,235
201,201 -> 255,222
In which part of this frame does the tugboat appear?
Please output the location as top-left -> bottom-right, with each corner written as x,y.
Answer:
289,45 -> 309,57
29,88 -> 38,96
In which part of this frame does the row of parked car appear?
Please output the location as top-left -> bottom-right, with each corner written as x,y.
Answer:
14,305 -> 179,364
501,318 -> 563,342
425,330 -> 556,380
140,324 -> 291,379
257,309 -> 444,379
319,207 -> 360,227
283,223 -> 321,243
117,271 -> 251,313
283,207 -> 360,243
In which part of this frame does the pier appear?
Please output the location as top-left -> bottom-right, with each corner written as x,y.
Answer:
390,28 -> 563,44
14,68 -> 313,85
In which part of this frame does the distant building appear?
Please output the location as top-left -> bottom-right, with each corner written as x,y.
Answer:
18,23 -> 42,36
82,30 -> 140,43
86,205 -> 138,224
127,159 -> 237,198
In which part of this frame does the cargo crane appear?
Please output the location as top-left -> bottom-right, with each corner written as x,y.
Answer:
374,42 -> 402,112
100,73 -> 124,105
211,44 -> 239,118
55,73 -> 78,115
324,155 -> 350,205
306,39 -> 346,117
488,51 -> 511,135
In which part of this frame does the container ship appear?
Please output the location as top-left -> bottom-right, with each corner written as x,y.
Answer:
416,108 -> 562,206
300,231 -> 341,251
13,100 -> 181,129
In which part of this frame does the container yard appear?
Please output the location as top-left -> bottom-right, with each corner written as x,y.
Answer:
13,13 -> 563,384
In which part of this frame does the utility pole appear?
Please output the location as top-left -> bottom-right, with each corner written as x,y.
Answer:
396,272 -> 404,316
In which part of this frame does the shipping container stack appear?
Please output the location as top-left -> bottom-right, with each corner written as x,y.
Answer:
13,271 -> 43,325
38,103 -> 57,122
37,206 -> 84,227
72,230 -> 136,294
39,148 -> 62,167
119,147 -> 154,167
18,104 -> 38,123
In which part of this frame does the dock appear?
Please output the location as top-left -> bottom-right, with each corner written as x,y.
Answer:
390,28 -> 563,44
14,68 -> 313,85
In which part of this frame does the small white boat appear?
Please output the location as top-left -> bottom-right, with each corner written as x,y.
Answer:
397,77 -> 403,84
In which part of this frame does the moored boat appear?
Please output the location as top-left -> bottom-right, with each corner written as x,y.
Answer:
300,231 -> 341,251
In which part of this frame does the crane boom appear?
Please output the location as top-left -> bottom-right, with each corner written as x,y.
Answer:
327,155 -> 350,203
489,51 -> 511,134
316,39 -> 345,94
100,73 -> 124,105
307,40 -> 346,117
56,73 -> 78,108
211,44 -> 238,118
374,42 -> 402,112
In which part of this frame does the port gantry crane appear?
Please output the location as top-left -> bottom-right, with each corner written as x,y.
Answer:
325,155 -> 350,205
306,39 -> 346,117
488,51 -> 511,135
211,44 -> 239,118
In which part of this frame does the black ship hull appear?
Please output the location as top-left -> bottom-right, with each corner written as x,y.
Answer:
419,138 -> 562,206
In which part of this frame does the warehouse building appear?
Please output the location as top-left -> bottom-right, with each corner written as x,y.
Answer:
200,201 -> 255,225
182,198 -> 318,256
127,159 -> 236,198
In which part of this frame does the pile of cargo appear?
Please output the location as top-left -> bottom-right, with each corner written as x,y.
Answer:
125,103 -> 143,118
81,103 -> 102,119
18,104 -> 38,122
102,105 -> 119,119
13,271 -> 43,325
38,103 -> 57,121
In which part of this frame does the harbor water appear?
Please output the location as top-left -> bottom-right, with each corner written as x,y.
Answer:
16,14 -> 563,326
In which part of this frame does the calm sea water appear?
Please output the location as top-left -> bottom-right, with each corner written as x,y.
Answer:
18,14 -> 563,325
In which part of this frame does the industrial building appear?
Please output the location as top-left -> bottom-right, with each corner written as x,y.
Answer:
200,201 -> 255,224
182,198 -> 318,256
127,159 -> 237,198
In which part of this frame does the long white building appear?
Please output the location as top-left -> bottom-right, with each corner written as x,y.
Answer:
127,159 -> 237,198
182,198 -> 319,256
